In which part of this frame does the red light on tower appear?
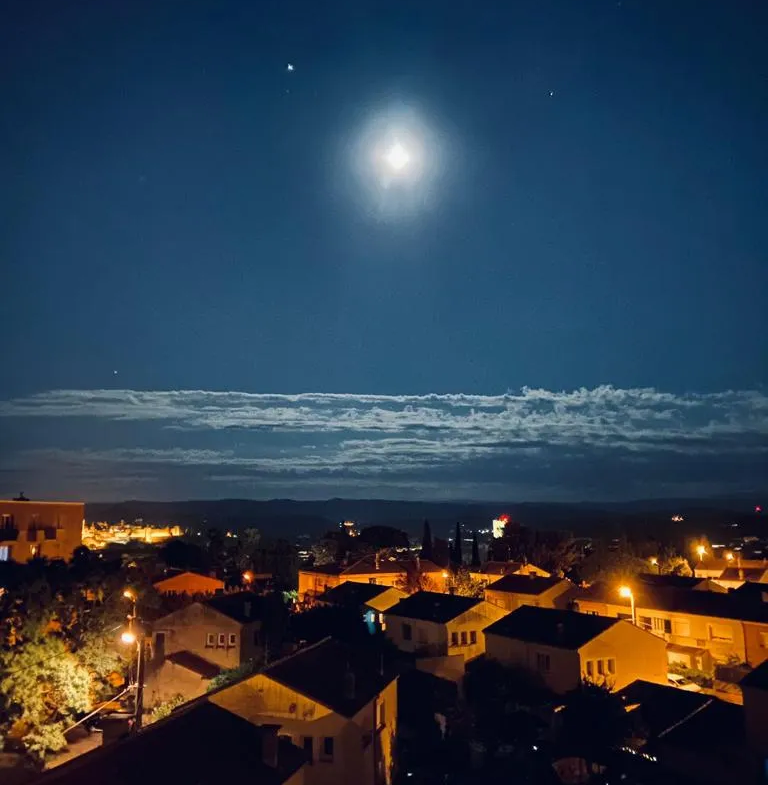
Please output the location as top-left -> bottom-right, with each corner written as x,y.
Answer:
757,506 -> 763,514
499,514 -> 510,524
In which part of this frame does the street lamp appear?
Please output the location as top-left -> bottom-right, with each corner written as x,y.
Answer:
649,557 -> 660,575
695,545 -> 706,577
618,585 -> 636,626
725,552 -> 734,562
120,589 -> 144,731
242,570 -> 254,585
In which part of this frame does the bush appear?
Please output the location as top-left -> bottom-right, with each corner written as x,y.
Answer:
668,662 -> 713,688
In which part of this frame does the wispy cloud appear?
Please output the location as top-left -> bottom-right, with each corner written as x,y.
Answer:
1,387 -> 766,501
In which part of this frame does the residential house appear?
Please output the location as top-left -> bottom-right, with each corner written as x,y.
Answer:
298,555 -> 446,603
384,590 -> 508,662
694,556 -> 768,585
146,591 -> 265,705
468,560 -> 550,586
635,573 -> 727,593
153,570 -> 225,596
618,679 -> 752,785
716,566 -> 768,591
573,582 -> 768,668
210,637 -> 398,785
0,498 -> 83,563
484,574 -> 574,612
484,606 -> 667,693
38,700 -> 307,785
316,581 -> 407,633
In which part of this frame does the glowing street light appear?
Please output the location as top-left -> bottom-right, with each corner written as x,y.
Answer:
649,556 -> 661,575
696,545 -> 707,560
725,552 -> 734,562
618,585 -> 636,626
242,571 -> 254,585
384,142 -> 410,171
120,630 -> 137,646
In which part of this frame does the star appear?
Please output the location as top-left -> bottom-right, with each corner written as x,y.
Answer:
549,90 -> 555,97
286,63 -> 295,72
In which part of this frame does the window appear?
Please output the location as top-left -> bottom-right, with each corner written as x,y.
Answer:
460,631 -> 468,646
0,545 -> 9,561
469,630 -> 477,645
302,736 -> 313,763
217,633 -> 226,647
586,660 -> 594,678
403,623 -> 412,641
450,632 -> 459,647
652,617 -> 672,635
638,616 -> 652,631
369,577 -> 377,585
228,633 -> 237,647
673,619 -> 691,637
597,659 -> 605,676
709,624 -> 733,642
536,652 -> 550,673
377,701 -> 386,728
206,633 -> 216,647
607,658 -> 616,675
321,737 -> 334,761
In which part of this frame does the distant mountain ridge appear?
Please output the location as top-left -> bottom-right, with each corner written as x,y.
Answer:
85,496 -> 765,540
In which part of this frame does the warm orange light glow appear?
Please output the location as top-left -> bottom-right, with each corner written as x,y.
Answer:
618,586 -> 633,599
696,545 -> 706,558
123,589 -> 135,600
441,571 -> 449,579
649,557 -> 658,566
725,552 -> 734,561
120,630 -> 137,645
242,571 -> 254,584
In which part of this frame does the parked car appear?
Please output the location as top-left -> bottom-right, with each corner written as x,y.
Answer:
667,672 -> 702,692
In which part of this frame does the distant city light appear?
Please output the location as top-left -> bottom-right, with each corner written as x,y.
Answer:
671,515 -> 684,522
757,506 -> 763,513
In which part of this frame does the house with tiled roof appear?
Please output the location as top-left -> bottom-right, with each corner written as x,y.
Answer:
298,555 -> 447,602
38,700 -> 307,785
468,560 -> 550,585
210,637 -> 398,785
484,606 -> 667,693
146,591 -> 266,706
316,581 -> 407,633
484,574 -> 574,612
383,590 -> 507,661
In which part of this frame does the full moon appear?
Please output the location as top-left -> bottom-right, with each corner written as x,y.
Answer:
384,142 -> 410,171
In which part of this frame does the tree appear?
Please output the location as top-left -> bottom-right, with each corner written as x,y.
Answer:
395,562 -> 438,595
448,566 -> 484,598
470,531 -> 481,568
556,681 -> 633,773
159,537 -> 207,571
451,522 -> 463,567
206,658 -> 262,692
421,520 -> 434,561
359,526 -> 409,551
578,538 -> 648,586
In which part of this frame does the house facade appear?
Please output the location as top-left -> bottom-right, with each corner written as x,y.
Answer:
0,498 -> 83,563
210,638 -> 398,785
153,571 -> 225,596
384,591 -> 508,662
484,574 -> 573,612
468,560 -> 550,586
485,606 -> 668,694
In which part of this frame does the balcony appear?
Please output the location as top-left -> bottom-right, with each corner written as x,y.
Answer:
0,527 -> 19,542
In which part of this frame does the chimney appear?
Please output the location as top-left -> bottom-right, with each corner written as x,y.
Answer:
343,666 -> 356,700
244,601 -> 252,619
260,724 -> 280,768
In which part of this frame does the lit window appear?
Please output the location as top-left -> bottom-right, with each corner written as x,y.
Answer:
217,633 -> 226,647
469,630 -> 477,645
206,633 -> 215,647
228,633 -> 237,646
377,701 -> 386,728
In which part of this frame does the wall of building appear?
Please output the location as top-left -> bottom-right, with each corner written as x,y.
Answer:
485,582 -> 571,613
579,621 -> 667,691
385,617 -> 447,656
298,571 -> 342,602
153,603 -> 258,669
0,500 -> 83,563
485,633 -> 582,694
211,673 -> 397,785
743,622 -> 768,668
575,597 -> 748,665
143,660 -> 211,707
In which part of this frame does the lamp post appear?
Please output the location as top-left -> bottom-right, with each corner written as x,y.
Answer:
121,589 -> 144,731
695,545 -> 706,577
618,586 -> 636,626
649,557 -> 660,575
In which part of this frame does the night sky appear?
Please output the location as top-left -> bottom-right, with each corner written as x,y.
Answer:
2,0 -> 766,502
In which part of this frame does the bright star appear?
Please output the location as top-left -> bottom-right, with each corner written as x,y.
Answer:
286,63 -> 295,72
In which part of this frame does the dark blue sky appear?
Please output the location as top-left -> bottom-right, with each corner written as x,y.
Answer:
2,0 -> 767,502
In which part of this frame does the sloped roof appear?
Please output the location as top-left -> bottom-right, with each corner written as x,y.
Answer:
153,571 -> 225,593
635,573 -> 711,590
617,679 -> 711,738
719,566 -> 768,581
205,591 -> 263,623
342,555 -> 443,575
165,650 -> 222,679
484,606 -> 618,649
39,701 -> 306,785
741,659 -> 768,691
318,580 -> 394,606
385,591 -> 483,623
576,582 -> 768,624
472,561 -> 525,576
486,574 -> 566,596
262,637 -> 397,718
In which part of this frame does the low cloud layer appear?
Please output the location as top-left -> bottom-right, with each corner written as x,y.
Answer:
1,387 -> 766,501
